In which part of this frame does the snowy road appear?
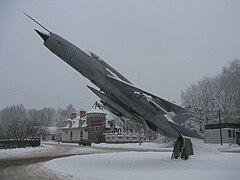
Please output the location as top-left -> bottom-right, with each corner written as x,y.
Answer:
0,141 -> 239,180
0,142 -> 169,179
0,143 -> 122,180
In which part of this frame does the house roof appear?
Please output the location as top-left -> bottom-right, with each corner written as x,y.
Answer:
86,108 -> 107,114
62,116 -> 88,129
44,126 -> 59,134
205,123 -> 240,129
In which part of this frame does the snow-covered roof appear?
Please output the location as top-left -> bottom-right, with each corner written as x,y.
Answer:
44,127 -> 59,134
82,120 -> 87,128
62,116 -> 88,129
86,108 -> 107,114
72,119 -> 80,128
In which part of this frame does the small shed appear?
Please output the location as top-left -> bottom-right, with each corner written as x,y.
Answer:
43,127 -> 59,141
205,123 -> 240,144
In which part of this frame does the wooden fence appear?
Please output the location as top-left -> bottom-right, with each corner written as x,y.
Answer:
0,138 -> 41,149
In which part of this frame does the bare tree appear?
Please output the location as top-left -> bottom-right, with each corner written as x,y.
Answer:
39,107 -> 56,126
0,104 -> 80,140
0,105 -> 40,140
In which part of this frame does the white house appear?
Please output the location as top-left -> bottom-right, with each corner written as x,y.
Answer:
61,108 -> 147,144
205,123 -> 240,144
61,109 -> 107,145
61,115 -> 89,143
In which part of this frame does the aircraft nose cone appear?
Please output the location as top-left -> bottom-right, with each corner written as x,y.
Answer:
34,29 -> 49,41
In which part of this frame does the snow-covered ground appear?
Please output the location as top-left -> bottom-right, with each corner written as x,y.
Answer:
1,140 -> 239,180
44,140 -> 240,180
0,141 -> 93,160
44,151 -> 240,180
92,141 -> 173,152
0,144 -> 54,159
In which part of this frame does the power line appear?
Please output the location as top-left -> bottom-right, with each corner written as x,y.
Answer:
0,87 -> 96,104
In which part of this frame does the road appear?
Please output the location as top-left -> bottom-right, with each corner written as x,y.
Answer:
1,142 -> 238,179
0,143 -> 121,180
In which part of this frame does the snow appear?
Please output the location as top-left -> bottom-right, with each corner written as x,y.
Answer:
81,120 -> 88,127
0,144 -> 54,159
71,119 -> 80,128
107,75 -> 182,107
1,140 -> 239,179
44,152 -> 240,180
45,126 -> 59,134
62,116 -> 80,129
207,143 -> 240,153
44,140 -> 240,180
62,116 -> 88,129
86,108 -> 107,114
0,141 -> 101,160
92,142 -> 173,152
106,68 -> 121,80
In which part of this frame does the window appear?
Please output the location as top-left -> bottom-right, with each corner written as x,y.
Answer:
95,126 -> 99,132
70,131 -> 73,140
228,130 -> 232,138
233,130 -> 235,138
85,129 -> 88,132
80,130 -> 83,138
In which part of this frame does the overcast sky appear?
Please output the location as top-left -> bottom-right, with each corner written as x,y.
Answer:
0,0 -> 240,111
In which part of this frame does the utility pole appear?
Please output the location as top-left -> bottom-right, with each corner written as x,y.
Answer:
40,113 -> 44,142
219,109 -> 223,146
139,125 -> 142,146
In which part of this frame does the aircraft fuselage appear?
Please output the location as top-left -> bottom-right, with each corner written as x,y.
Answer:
34,30 -> 201,139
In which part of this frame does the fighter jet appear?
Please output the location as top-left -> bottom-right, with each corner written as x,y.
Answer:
25,13 -> 202,139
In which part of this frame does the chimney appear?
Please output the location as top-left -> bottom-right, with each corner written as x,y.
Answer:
70,112 -> 77,119
80,110 -> 86,118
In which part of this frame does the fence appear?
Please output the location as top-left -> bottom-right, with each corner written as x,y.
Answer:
105,133 -> 145,143
0,138 -> 41,149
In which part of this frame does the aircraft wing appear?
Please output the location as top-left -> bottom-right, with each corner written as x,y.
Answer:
87,85 -> 144,124
107,75 -> 192,125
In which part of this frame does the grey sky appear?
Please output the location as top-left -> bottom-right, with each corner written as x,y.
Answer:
0,0 -> 240,110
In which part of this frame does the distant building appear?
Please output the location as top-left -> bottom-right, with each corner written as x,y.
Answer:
105,119 -> 146,143
205,123 -> 240,144
105,119 -> 122,134
61,107 -> 148,144
42,127 -> 60,141
61,109 -> 106,145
